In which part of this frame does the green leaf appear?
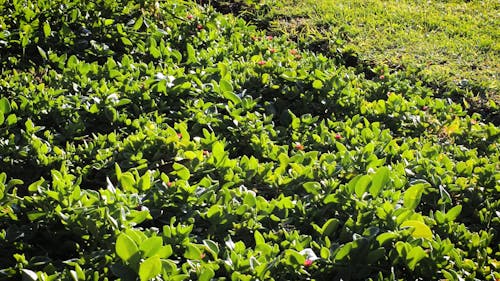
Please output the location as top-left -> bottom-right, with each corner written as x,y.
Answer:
369,166 -> 390,196
6,113 -> 17,126
254,230 -> 265,245
116,233 -> 139,262
302,181 -> 321,195
0,113 -> 4,126
138,172 -> 151,191
184,244 -> 202,260
121,37 -> 133,46
43,22 -> 51,37
400,220 -> 433,239
212,141 -> 225,164
320,247 -> 330,259
37,46 -> 47,60
406,246 -> 427,270
376,232 -> 398,246
157,245 -> 173,259
186,43 -> 196,63
139,255 -> 161,281
120,172 -> 136,191
199,268 -> 215,281
403,184 -> 424,210
133,17 -> 143,31
355,175 -> 371,198
206,205 -> 222,219
285,249 -> 305,265
140,237 -> 163,258
222,91 -> 241,104
312,80 -> 323,89
218,62 -> 228,78
445,205 -> 462,222
334,243 -> 352,261
203,239 -> 219,257
172,163 -> 190,180
104,19 -> 115,26
243,192 -> 256,207
0,97 -> 11,114
219,79 -> 233,92
321,218 -> 340,236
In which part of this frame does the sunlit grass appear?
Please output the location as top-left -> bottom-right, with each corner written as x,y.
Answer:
265,0 -> 499,94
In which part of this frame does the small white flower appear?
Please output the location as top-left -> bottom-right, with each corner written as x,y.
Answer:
299,248 -> 319,261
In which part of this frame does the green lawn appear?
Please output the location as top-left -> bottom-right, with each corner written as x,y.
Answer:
263,0 -> 499,95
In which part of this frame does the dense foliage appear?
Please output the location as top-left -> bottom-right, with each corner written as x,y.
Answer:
0,0 -> 499,280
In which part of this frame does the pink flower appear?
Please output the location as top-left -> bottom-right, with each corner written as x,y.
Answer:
197,24 -> 203,30
295,143 -> 304,151
266,35 -> 273,40
335,133 -> 342,140
303,259 -> 313,267
187,14 -> 194,20
257,60 -> 266,66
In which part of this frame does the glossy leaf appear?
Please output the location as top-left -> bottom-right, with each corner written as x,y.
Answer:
116,233 -> 139,262
400,220 -> 433,239
139,255 -> 161,281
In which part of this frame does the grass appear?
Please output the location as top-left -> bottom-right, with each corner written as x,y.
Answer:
260,0 -> 499,97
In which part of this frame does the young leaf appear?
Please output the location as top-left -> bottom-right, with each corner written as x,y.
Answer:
140,237 -> 163,258
219,79 -> 233,92
133,17 -> 143,31
376,232 -> 398,246
321,218 -> 340,237
43,22 -> 51,37
199,268 -> 215,281
184,244 -> 202,260
139,255 -> 161,281
445,205 -> 462,222
186,43 -> 196,63
400,220 -> 433,239
312,80 -> 323,89
172,163 -> 190,180
254,230 -> 265,245
403,184 -> 424,210
120,172 -> 136,191
302,181 -> 321,195
138,172 -> 151,191
355,175 -> 371,198
37,46 -> 47,60
212,141 -> 225,164
116,233 -> 139,262
369,166 -> 390,196
406,246 -> 427,270
0,97 -> 11,114
334,242 -> 352,261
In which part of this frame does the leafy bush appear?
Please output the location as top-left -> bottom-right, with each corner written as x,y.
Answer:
0,0 -> 499,280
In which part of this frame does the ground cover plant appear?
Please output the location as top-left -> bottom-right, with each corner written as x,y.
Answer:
0,0 -> 499,280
